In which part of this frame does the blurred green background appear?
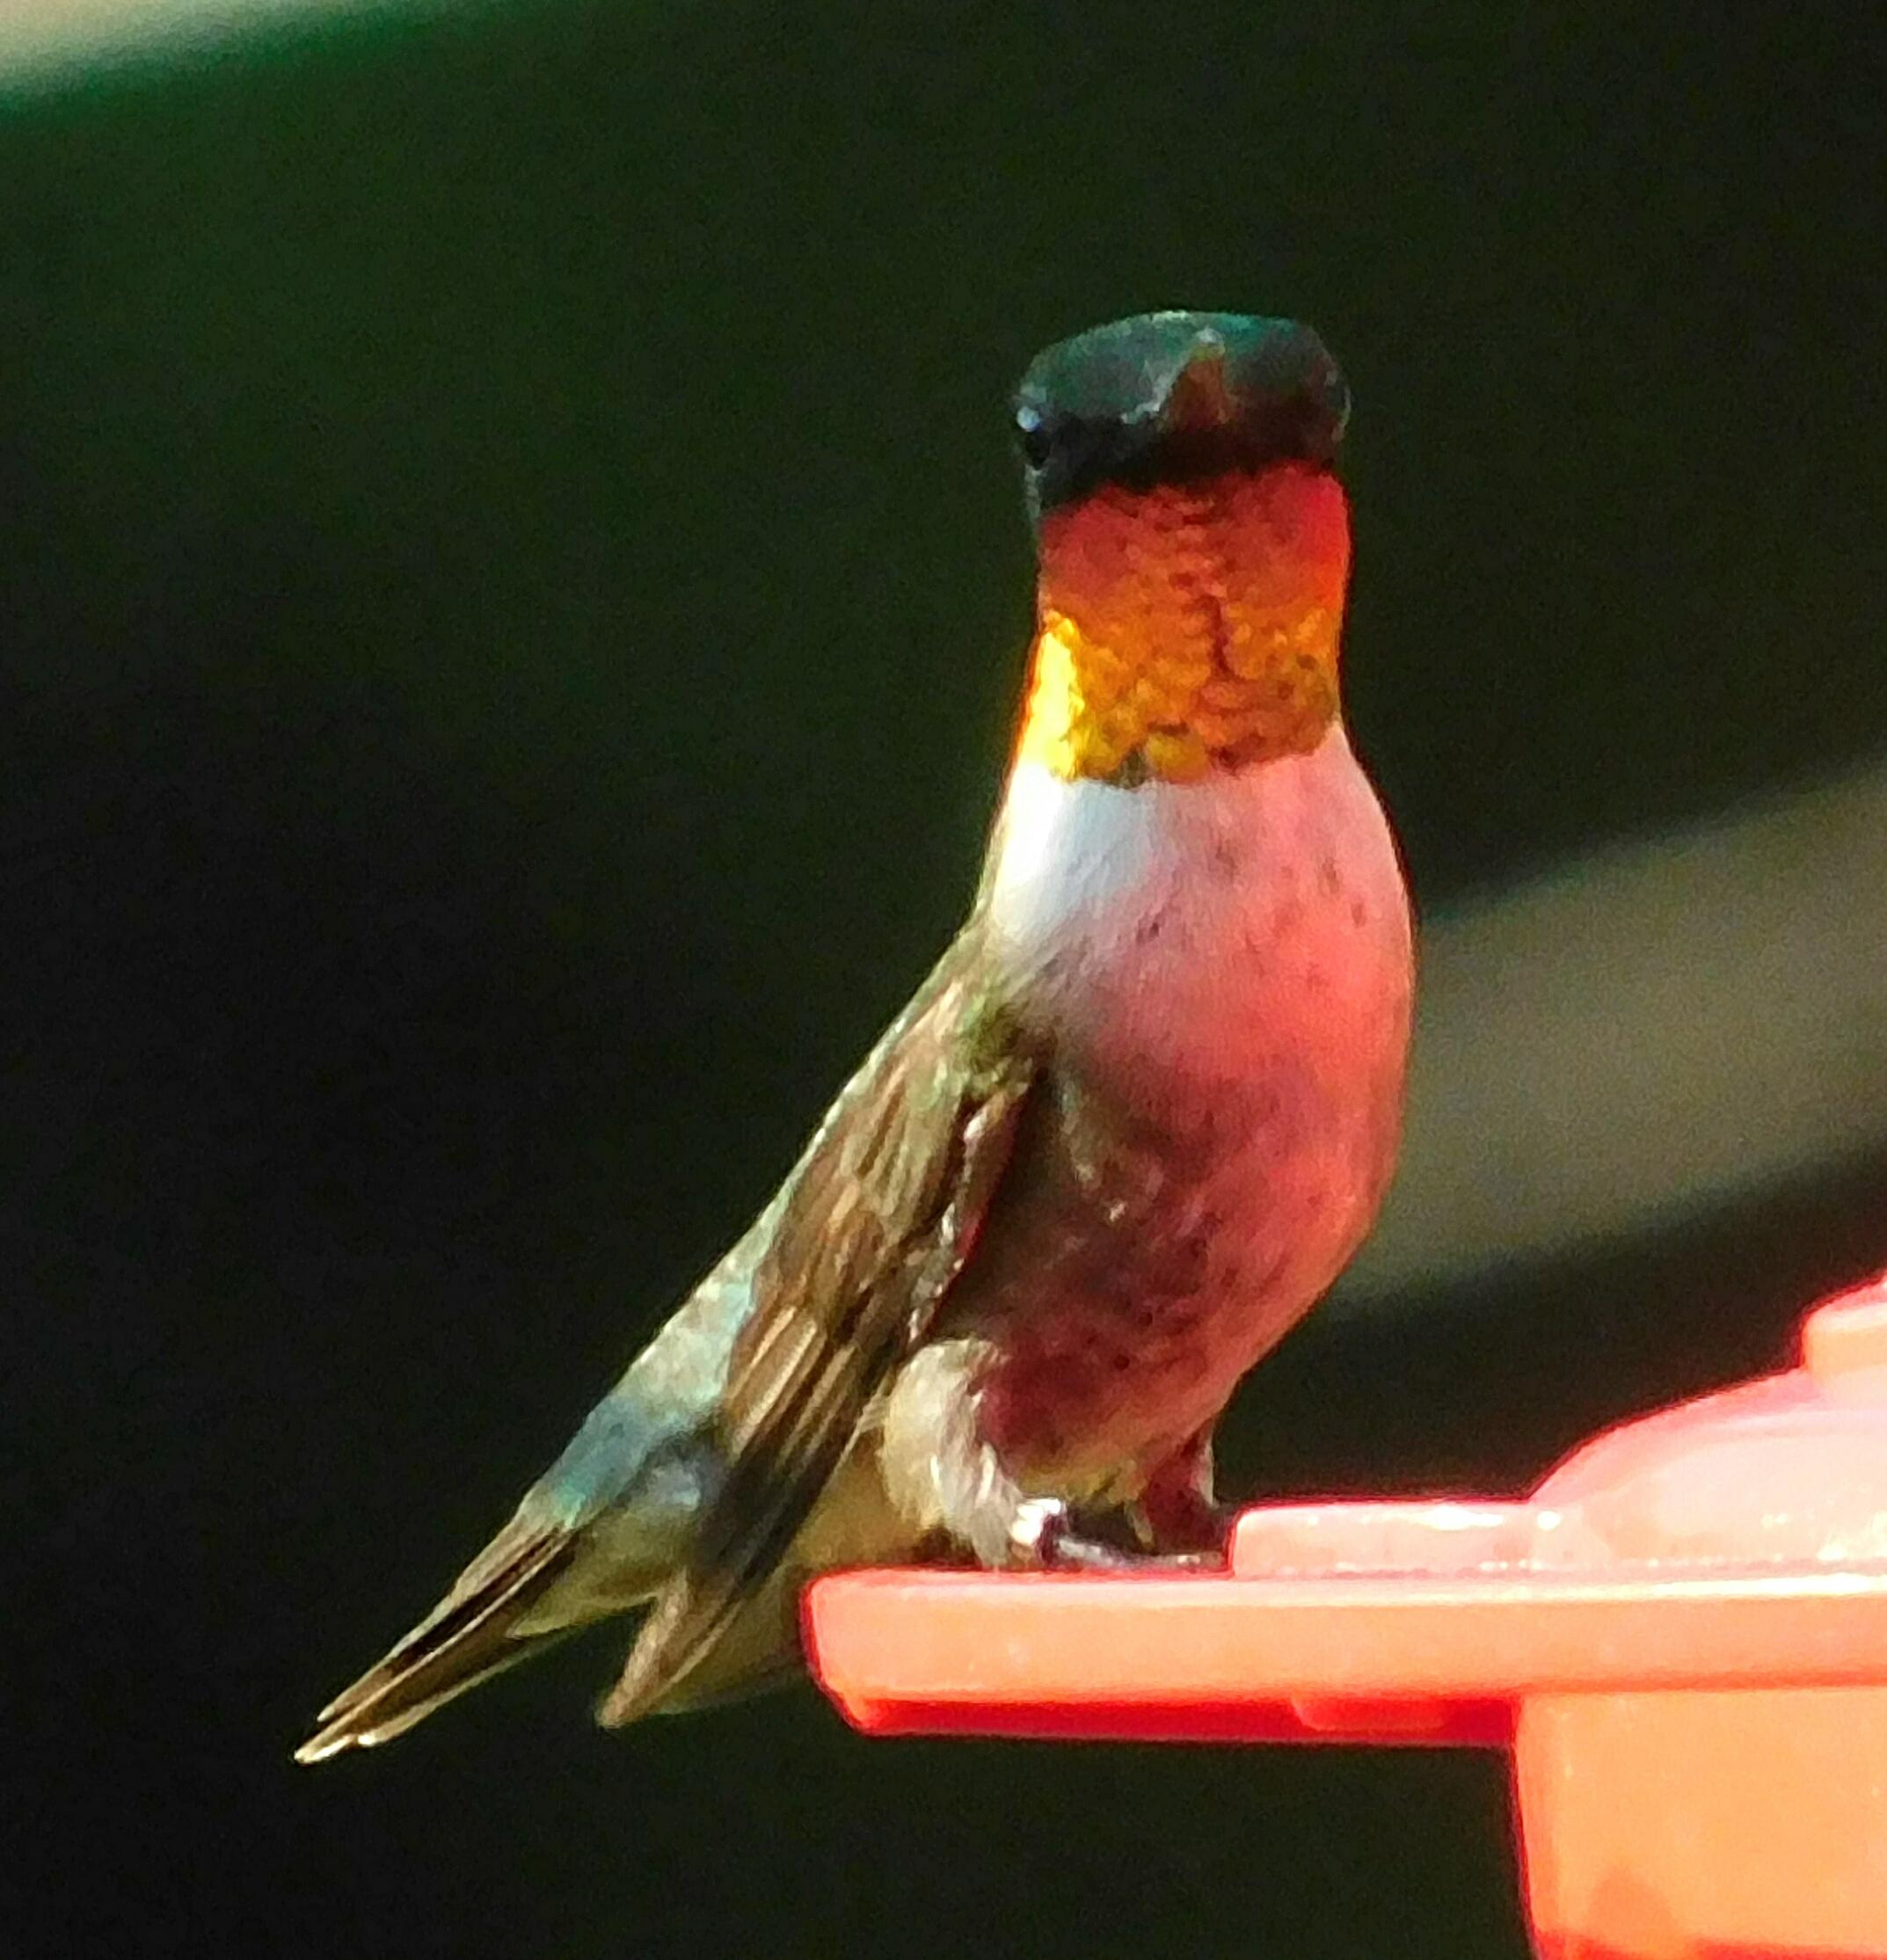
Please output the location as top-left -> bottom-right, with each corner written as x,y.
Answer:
6,4 -> 1887,1955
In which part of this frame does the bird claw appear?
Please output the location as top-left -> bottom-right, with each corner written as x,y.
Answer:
1005,1498 -> 1155,1572
1005,1497 -> 1068,1567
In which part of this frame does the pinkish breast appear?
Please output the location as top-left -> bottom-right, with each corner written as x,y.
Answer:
962,727 -> 1414,1496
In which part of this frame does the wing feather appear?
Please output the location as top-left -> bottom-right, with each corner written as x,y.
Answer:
597,953 -> 1033,1723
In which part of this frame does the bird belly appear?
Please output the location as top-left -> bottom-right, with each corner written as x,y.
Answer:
960,726 -> 1413,1497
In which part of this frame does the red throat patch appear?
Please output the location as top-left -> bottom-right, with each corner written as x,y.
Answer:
1018,462 -> 1351,783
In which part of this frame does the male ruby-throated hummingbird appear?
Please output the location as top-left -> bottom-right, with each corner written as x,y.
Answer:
298,310 -> 1414,1760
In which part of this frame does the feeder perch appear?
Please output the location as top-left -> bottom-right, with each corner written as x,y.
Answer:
805,1278 -> 1887,1959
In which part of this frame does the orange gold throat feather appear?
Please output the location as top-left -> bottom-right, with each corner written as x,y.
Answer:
1016,461 -> 1351,784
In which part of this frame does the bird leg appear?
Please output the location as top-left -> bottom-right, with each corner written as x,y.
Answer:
1009,1427 -> 1234,1571
1123,1425 -> 1235,1563
878,1343 -> 1229,1574
1007,1497 -> 1148,1571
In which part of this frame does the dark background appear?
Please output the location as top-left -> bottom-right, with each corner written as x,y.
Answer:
7,4 -> 1887,1955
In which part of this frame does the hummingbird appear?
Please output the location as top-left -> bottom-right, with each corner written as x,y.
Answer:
297,310 -> 1414,1760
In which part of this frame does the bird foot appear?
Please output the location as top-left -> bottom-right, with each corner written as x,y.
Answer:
1005,1497 -> 1225,1572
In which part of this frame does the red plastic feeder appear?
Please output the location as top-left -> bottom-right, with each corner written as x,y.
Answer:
805,1279 -> 1887,1959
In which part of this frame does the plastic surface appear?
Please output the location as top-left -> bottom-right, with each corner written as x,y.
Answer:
805,1276 -> 1887,1959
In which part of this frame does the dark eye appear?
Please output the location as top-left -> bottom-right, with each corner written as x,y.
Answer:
1014,404 -> 1055,470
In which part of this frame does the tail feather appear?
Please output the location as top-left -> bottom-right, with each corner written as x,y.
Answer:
296,1515 -> 578,1762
